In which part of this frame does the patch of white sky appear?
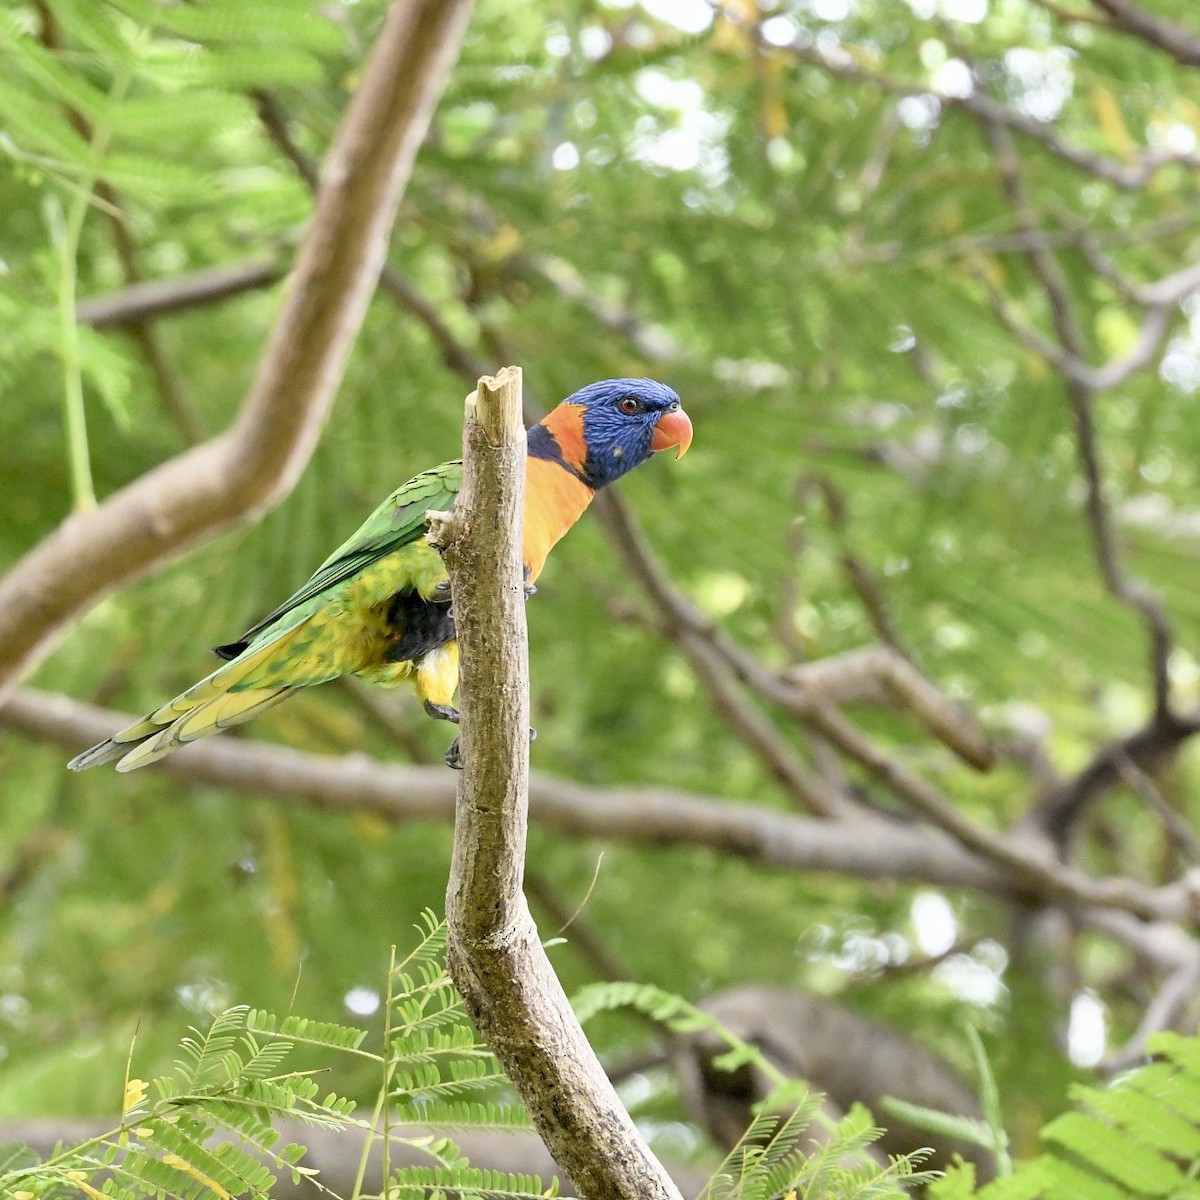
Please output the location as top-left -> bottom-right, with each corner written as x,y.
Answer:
636,0 -> 713,35
1150,118 -> 1198,155
630,67 -> 730,183
344,986 -> 381,1017
913,891 -> 1008,1006
804,893 -> 1006,1007
912,891 -> 957,956
1067,990 -> 1106,1067
760,14 -> 799,47
1158,292 -> 1200,395
552,3 -> 726,182
808,0 -> 855,22
902,0 -> 987,21
1003,46 -> 1075,122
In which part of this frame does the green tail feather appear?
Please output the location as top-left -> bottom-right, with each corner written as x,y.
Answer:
68,620 -> 316,771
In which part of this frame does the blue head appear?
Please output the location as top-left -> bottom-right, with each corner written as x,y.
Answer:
532,378 -> 692,490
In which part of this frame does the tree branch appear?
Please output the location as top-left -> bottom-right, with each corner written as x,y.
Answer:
976,257 -> 1200,394
1,686 -> 1009,892
800,475 -> 909,656
1087,0 -> 1200,67
75,258 -> 286,330
782,646 -> 994,771
1034,708 -> 1200,842
0,0 -> 475,705
428,368 -> 683,1200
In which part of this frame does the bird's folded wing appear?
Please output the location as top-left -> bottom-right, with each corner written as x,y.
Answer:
219,460 -> 463,654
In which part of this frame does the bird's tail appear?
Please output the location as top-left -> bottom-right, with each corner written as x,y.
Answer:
68,623 -> 310,772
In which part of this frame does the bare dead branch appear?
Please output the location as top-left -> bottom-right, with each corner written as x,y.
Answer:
804,703 -> 1191,919
0,0 -> 475,705
1112,749 -> 1200,864
594,482 -> 1200,922
977,257 -> 1200,393
428,368 -> 683,1200
674,621 -> 865,820
598,488 -> 993,771
1105,945 -> 1200,1071
1077,909 -> 1200,1064
13,683 -> 1200,933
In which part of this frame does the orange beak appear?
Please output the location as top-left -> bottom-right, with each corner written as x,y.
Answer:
651,407 -> 693,459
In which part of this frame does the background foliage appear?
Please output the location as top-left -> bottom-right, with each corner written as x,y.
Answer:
4,0 -> 1200,1190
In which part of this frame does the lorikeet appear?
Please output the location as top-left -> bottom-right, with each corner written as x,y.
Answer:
68,378 -> 692,772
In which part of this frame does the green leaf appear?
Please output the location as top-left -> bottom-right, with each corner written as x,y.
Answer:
110,92 -> 253,144
1040,1110 -> 1186,1194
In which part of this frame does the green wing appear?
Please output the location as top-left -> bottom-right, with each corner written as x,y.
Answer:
217,460 -> 463,656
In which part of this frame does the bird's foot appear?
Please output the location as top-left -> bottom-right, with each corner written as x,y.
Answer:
442,724 -> 537,771
424,700 -> 460,725
523,581 -> 537,599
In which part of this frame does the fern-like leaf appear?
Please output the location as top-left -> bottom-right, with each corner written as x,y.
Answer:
389,1162 -> 563,1198
391,1098 -> 535,1132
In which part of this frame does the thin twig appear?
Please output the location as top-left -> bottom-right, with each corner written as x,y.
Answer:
594,484 -> 1199,922
801,475 -> 909,656
76,258 -> 286,330
1033,709 -> 1200,842
771,34 -> 1200,189
524,867 -> 633,983
983,116 -> 1176,719
1087,0 -> 1200,68
1113,750 -> 1200,864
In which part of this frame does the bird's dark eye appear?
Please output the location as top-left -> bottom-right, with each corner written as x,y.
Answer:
619,396 -> 641,415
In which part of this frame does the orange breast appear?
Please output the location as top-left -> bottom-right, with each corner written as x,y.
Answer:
523,456 -> 596,582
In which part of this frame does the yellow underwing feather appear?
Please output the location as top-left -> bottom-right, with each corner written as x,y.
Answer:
413,642 -> 460,709
115,688 -> 292,772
